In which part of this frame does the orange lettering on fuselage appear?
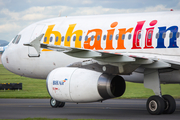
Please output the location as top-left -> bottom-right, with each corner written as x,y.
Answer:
43,22 -> 135,51
116,28 -> 133,49
84,29 -> 103,50
105,22 -> 118,50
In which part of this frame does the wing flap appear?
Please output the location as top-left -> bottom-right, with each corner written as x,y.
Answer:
95,55 -> 135,62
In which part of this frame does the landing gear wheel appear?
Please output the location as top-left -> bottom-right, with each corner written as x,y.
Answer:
58,102 -> 65,107
50,98 -> 60,108
146,95 -> 165,115
163,95 -> 176,114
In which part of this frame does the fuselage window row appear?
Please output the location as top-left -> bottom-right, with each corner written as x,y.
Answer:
43,32 -> 180,43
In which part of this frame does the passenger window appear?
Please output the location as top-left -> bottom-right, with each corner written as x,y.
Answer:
138,33 -> 141,39
148,33 -> 152,39
73,36 -> 76,41
103,35 -> 106,40
162,33 -> 166,39
61,36 -> 64,42
116,34 -> 119,40
50,36 -> 53,42
44,37 -> 47,43
169,32 -> 173,39
122,34 -> 125,40
109,35 -> 113,40
85,35 -> 88,41
55,37 -> 59,42
12,35 -> 18,43
91,35 -> 94,41
67,36 -> 70,42
176,32 -> 180,38
79,36 -> 82,41
97,35 -> 100,41
156,33 -> 159,39
15,35 -> 21,44
128,34 -> 132,40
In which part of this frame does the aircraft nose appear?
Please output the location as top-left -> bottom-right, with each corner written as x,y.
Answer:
1,50 -> 9,70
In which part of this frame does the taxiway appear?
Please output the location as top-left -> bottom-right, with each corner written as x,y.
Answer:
0,99 -> 180,119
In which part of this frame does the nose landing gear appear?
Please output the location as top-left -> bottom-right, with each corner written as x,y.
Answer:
50,98 -> 65,108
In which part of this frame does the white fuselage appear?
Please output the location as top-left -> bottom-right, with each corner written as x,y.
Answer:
2,11 -> 180,79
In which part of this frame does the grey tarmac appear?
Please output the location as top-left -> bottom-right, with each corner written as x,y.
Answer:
0,99 -> 180,120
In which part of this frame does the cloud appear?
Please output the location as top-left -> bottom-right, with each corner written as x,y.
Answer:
82,0 -> 94,4
0,23 -> 21,33
0,0 -> 4,6
0,8 -> 20,21
0,0 -> 179,41
22,14 -> 46,21
69,5 -> 171,16
24,6 -> 45,14
144,5 -> 170,12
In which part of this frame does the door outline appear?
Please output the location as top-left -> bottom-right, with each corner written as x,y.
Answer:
28,24 -> 45,57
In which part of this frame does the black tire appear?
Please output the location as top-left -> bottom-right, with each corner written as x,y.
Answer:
146,95 -> 165,115
163,95 -> 176,114
50,98 -> 60,108
58,102 -> 65,107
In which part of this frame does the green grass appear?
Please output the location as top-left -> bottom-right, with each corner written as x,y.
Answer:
0,64 -> 180,99
122,81 -> 180,99
0,64 -> 50,98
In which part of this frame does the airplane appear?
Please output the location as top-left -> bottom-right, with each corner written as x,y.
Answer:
0,40 -> 9,53
0,45 -> 8,53
1,11 -> 180,115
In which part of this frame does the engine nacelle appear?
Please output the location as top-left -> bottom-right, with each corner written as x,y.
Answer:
46,67 -> 125,103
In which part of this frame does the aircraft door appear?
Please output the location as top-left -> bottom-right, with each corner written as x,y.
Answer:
28,24 -> 45,57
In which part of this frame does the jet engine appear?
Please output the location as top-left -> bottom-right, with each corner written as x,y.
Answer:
46,67 -> 125,103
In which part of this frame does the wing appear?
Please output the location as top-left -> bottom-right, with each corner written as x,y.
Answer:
24,34 -> 174,75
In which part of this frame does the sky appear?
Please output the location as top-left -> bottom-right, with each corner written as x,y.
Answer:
0,0 -> 180,42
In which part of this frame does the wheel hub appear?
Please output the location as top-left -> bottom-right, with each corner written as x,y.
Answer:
51,99 -> 56,106
149,100 -> 157,112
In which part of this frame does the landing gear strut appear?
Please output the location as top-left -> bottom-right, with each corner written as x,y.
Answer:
144,69 -> 176,115
50,98 -> 65,108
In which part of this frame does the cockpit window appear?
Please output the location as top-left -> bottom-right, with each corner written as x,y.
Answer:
12,35 -> 18,43
15,35 -> 21,44
12,35 -> 21,44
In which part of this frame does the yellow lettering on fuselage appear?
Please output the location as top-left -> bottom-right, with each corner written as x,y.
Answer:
64,24 -> 83,48
42,22 -> 135,51
42,24 -> 82,51
42,24 -> 61,51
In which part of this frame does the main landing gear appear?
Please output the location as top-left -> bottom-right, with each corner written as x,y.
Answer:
147,95 -> 176,115
144,69 -> 176,115
50,98 -> 65,108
